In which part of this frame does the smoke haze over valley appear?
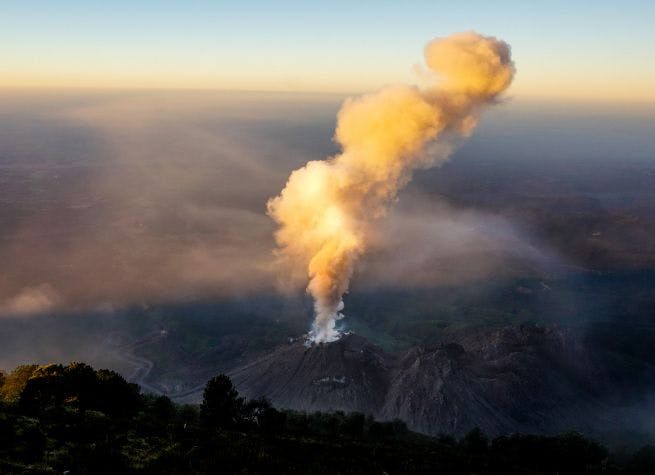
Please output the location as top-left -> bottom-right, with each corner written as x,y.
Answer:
2,91 -> 653,317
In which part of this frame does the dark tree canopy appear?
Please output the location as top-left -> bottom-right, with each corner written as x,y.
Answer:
1,365 -> 654,474
4,362 -> 141,418
0,364 -> 38,403
200,374 -> 245,428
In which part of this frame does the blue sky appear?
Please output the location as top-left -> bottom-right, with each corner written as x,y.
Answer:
2,0 -> 654,100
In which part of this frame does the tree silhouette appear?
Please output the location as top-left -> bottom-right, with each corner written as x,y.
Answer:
0,364 -> 38,402
63,362 -> 97,413
200,374 -> 244,428
19,364 -> 66,412
94,369 -> 141,417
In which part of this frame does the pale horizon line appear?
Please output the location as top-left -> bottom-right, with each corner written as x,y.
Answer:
0,85 -> 654,106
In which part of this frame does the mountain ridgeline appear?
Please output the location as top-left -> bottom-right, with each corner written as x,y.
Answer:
228,325 -> 649,438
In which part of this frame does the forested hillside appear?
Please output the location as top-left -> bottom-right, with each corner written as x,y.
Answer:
1,362 -> 655,474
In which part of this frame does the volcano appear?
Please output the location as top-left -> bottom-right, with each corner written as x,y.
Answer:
228,326 -> 620,436
229,334 -> 393,414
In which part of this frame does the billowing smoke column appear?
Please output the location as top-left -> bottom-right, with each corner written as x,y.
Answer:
267,31 -> 515,343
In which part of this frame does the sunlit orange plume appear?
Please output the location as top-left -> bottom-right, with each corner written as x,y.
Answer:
267,31 -> 515,343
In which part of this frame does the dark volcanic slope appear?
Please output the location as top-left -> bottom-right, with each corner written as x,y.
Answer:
380,326 -> 607,436
229,334 -> 393,414
230,326 -> 615,437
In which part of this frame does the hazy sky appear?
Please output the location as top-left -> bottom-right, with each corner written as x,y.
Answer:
2,1 -> 654,101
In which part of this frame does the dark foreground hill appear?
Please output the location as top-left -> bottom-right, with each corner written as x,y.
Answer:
2,362 -> 655,474
230,326 -> 647,437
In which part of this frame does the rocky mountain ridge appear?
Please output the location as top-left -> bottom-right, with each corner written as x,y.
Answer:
229,325 -> 617,436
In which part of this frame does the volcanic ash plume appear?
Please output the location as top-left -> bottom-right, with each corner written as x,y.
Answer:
267,31 -> 515,343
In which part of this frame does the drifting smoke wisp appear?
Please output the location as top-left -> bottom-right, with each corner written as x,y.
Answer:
267,31 -> 515,343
